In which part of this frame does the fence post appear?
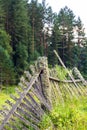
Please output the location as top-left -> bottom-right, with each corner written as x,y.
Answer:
72,67 -> 87,86
37,57 -> 52,108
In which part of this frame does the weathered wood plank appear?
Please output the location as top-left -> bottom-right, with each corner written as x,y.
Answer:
21,103 -> 40,121
24,71 -> 32,81
23,97 -> 43,117
0,72 -> 40,130
53,50 -> 82,88
53,81 -> 64,104
5,100 -> 13,107
27,93 -> 44,114
16,107 -> 40,124
18,82 -> 27,90
32,87 -> 51,111
10,94 -> 18,101
49,77 -> 82,83
14,112 -> 40,130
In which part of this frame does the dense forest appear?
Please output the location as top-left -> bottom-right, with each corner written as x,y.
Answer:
0,0 -> 87,85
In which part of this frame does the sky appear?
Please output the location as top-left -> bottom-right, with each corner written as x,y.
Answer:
38,0 -> 87,35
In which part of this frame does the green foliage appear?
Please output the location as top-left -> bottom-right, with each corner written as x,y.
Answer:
54,65 -> 67,80
0,0 -> 5,29
0,85 -> 17,109
39,113 -> 53,130
49,6 -> 76,66
40,97 -> 87,130
28,0 -> 44,56
48,6 -> 86,68
78,44 -> 87,79
0,29 -> 12,54
0,46 -> 15,84
15,43 -> 28,76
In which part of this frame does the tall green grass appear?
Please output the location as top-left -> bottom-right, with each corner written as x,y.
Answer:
0,85 -> 17,109
39,97 -> 87,130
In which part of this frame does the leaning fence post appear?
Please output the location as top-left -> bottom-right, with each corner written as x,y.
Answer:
37,57 -> 52,109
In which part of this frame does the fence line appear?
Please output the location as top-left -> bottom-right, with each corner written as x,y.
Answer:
0,56 -> 87,130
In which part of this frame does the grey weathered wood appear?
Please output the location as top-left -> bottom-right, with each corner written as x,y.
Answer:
24,71 -> 32,80
13,112 -> 31,127
53,81 -> 64,104
0,72 -> 40,130
29,65 -> 36,75
37,57 -> 52,107
34,81 -> 43,96
69,84 -> 79,98
23,97 -> 43,117
15,88 -> 22,95
5,100 -> 13,107
49,77 -> 82,83
16,107 -> 40,124
77,83 -> 87,95
10,117 -> 24,130
14,112 -> 40,130
72,67 -> 87,86
10,94 -> 18,101
33,83 -> 45,99
27,93 -> 44,114
18,82 -> 27,90
20,102 -> 41,120
53,50 -> 81,89
32,87 -> 51,111
0,111 -> 6,117
54,50 -> 85,96
33,84 -> 44,98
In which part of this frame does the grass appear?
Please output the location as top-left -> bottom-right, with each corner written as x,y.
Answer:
39,97 -> 87,130
0,89 -> 87,130
0,85 -> 17,109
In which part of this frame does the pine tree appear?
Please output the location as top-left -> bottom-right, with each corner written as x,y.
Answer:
75,17 -> 86,46
0,29 -> 12,54
28,0 -> 44,59
71,17 -> 86,68
79,44 -> 87,78
2,0 -> 29,78
0,0 -> 5,29
12,0 -> 29,73
0,46 -> 15,85
28,0 -> 54,59
0,29 -> 15,85
49,6 -> 77,67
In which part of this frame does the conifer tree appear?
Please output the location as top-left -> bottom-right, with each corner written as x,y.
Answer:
49,6 -> 76,67
13,0 -> 29,77
2,0 -> 29,78
28,0 -> 44,59
0,0 -> 5,29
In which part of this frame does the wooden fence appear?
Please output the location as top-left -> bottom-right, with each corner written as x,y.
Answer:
0,57 -> 87,130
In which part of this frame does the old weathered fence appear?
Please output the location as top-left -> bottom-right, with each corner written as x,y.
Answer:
0,56 -> 87,130
0,57 -> 52,130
